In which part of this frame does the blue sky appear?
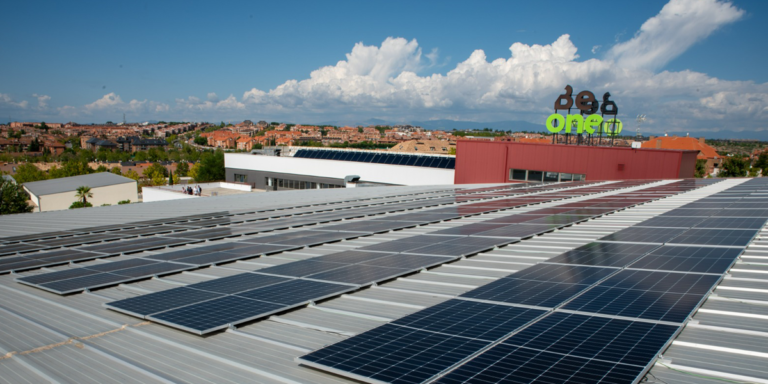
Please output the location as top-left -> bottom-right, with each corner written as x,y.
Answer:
1,0 -> 766,138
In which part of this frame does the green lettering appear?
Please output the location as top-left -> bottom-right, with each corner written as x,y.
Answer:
584,114 -> 603,134
602,118 -> 623,136
565,114 -> 584,134
546,114 -> 564,133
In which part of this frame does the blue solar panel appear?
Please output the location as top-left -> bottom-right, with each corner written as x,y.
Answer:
257,260 -> 347,277
599,227 -> 687,244
628,246 -> 742,274
235,279 -> 353,305
106,287 -> 225,318
149,296 -> 284,334
667,228 -> 758,247
306,264 -> 408,285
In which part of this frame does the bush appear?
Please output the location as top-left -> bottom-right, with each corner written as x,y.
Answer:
69,201 -> 93,209
117,200 -> 131,205
101,203 -> 111,206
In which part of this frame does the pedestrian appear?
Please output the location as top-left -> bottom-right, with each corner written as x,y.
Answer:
198,185 -> 203,196
187,186 -> 192,195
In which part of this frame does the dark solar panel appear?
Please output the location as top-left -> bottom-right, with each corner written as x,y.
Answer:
173,251 -> 254,266
84,258 -> 159,272
189,273 -> 291,294
576,242 -> 662,255
0,243 -> 45,255
392,299 -> 545,341
439,236 -> 513,249
436,312 -> 679,384
144,247 -> 220,261
562,270 -> 721,322
713,209 -> 768,218
461,279 -> 596,308
106,287 -> 225,318
236,279 -> 353,305
428,223 -> 508,236
38,273 -> 129,294
525,214 -> 593,225
112,262 -> 191,277
668,228 -> 757,247
628,246 -> 742,274
299,324 -> 491,384
546,250 -> 647,268
312,250 -> 395,264
694,217 -> 767,229
472,223 -> 558,239
17,268 -> 100,285
149,296 -> 284,334
507,264 -> 617,285
306,264 -> 409,285
404,243 -> 493,257
358,241 -> 446,254
484,214 -> 548,224
0,258 -> 47,273
258,260 -> 347,277
635,216 -> 705,228
599,227 -> 687,244
361,254 -> 453,271
659,208 -> 721,217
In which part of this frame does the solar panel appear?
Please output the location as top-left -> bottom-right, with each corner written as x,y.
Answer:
599,227 -> 688,244
392,299 -> 545,341
172,251 -> 252,266
361,254 -> 453,270
258,260 -> 347,277
562,270 -> 721,323
404,243 -> 494,257
236,279 -> 353,305
525,214 -> 593,226
484,214 -> 548,224
106,287 -> 225,318
713,209 -> 768,217
667,228 -> 757,247
693,217 -> 767,229
188,273 -> 291,294
149,296 -> 285,334
306,264 -> 410,285
429,223 -> 508,236
472,224 -> 558,239
635,216 -> 705,228
112,262 -> 192,277
439,236 -> 513,249
628,246 -> 743,274
299,324 -> 491,384
312,250 -> 395,264
659,208 -> 721,217
461,279 -> 597,308
358,240 -> 448,253
17,268 -> 100,285
436,312 -> 679,384
546,250 -> 647,268
506,264 -> 617,285
0,243 -> 46,256
144,247 -> 221,261
38,273 -> 130,294
22,249 -> 102,263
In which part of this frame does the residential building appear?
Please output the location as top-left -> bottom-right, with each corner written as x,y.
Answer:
22,172 -> 138,212
641,136 -> 723,175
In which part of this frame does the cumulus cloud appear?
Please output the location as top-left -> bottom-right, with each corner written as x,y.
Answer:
0,93 -> 29,109
32,94 -> 50,109
8,0 -> 765,137
606,0 -> 744,71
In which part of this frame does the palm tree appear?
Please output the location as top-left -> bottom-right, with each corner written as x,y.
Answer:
75,186 -> 93,204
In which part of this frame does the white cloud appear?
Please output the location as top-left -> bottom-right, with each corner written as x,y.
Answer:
32,94 -> 50,109
591,45 -> 601,54
0,93 -> 29,109
606,0 -> 744,71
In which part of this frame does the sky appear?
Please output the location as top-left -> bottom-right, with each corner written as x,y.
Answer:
1,0 -> 767,138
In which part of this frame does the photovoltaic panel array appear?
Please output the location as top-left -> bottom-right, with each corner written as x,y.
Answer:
299,178 -> 763,384
106,180 -> 668,333
21,180 -> 621,293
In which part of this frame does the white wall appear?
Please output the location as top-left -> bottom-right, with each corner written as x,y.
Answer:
226,153 -> 455,186
31,182 -> 138,212
143,187 -> 198,202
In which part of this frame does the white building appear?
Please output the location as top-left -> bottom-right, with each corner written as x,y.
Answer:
23,172 -> 138,212
225,149 -> 455,190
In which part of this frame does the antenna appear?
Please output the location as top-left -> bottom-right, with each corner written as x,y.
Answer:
123,113 -> 126,125
636,114 -> 646,140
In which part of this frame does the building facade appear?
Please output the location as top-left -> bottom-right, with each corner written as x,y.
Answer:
454,140 -> 698,184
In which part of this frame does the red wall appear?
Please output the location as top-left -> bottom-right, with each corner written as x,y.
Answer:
454,140 -> 698,184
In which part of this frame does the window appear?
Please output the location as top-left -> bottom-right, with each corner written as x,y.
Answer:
544,172 -> 559,183
527,170 -> 544,182
430,147 -> 436,151
560,173 -> 573,182
234,174 -> 247,183
510,169 -> 527,181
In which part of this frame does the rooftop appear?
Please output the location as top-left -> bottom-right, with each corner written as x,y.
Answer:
0,180 -> 765,383
22,172 -> 136,196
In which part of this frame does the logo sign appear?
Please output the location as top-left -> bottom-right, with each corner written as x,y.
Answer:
546,85 -> 622,136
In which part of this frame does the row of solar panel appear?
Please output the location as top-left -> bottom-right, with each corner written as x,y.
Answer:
17,181 -> 609,292
293,149 -> 456,169
103,180 -> 689,334
298,179 -> 728,384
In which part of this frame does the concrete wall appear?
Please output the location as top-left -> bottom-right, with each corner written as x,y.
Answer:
225,153 -> 455,187
30,182 -> 138,212
143,187 -> 198,203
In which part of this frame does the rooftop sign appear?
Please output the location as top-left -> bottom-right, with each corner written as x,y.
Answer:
546,86 -> 622,136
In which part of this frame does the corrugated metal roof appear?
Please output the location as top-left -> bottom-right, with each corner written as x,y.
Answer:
0,180 -> 765,383
22,172 -> 136,197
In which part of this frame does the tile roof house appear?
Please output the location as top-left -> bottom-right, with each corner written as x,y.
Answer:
642,136 -> 723,175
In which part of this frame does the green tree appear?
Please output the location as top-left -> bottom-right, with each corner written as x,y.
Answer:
124,169 -> 140,181
110,166 -> 122,175
754,151 -> 768,170
0,179 -> 33,214
176,161 -> 190,177
194,149 -> 225,182
74,186 -> 93,204
134,151 -> 148,161
69,201 -> 93,209
29,138 -> 41,152
172,173 -> 181,185
96,165 -> 108,173
194,136 -> 208,146
694,159 -> 707,178
13,164 -> 48,184
143,163 -> 169,179
720,157 -> 749,177
188,163 -> 200,182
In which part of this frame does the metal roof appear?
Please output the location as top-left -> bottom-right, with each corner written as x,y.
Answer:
0,180 -> 766,383
22,172 -> 137,197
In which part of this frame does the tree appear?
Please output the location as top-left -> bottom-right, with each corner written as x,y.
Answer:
29,138 -> 41,152
75,186 -> 93,204
110,166 -> 122,175
176,161 -> 189,177
194,149 -> 225,182
694,159 -> 707,178
172,173 -> 180,185
13,163 -> 48,183
188,163 -> 200,182
96,165 -> 108,173
0,179 -> 33,214
124,169 -> 140,181
754,151 -> 768,170
720,157 -> 749,177
194,135 -> 208,146
143,163 -> 168,179
69,201 -> 93,209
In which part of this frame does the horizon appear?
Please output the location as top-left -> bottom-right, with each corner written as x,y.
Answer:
2,0 -> 766,139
